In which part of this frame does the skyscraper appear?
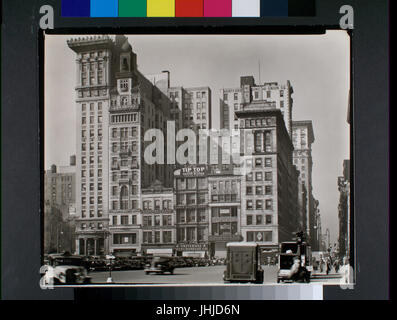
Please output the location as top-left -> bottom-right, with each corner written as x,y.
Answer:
68,35 -> 175,255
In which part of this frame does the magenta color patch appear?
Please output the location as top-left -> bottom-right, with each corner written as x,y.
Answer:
204,0 -> 232,17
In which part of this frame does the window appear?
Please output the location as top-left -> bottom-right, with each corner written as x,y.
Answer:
234,93 -> 238,100
247,200 -> 253,210
154,231 -> 161,243
163,215 -> 172,226
266,215 -> 272,224
264,231 -> 272,242
255,132 -> 263,152
255,186 -> 263,195
255,158 -> 262,167
265,172 -> 272,181
163,231 -> 172,243
143,232 -> 152,244
254,91 -> 259,99
256,215 -> 263,225
267,91 -> 271,98
154,215 -> 161,226
187,194 -> 196,205
255,172 -> 263,181
265,158 -> 272,167
247,215 -> 253,225
246,173 -> 253,181
265,185 -> 272,195
112,216 -> 117,225
265,131 -> 272,152
121,216 -> 128,225
280,101 -> 284,108
280,90 -> 284,97
256,200 -> 263,210
265,199 -> 273,210
246,186 -> 253,195
223,93 -> 228,101
113,233 -> 137,245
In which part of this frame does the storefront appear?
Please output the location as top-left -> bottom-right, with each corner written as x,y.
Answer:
175,243 -> 208,258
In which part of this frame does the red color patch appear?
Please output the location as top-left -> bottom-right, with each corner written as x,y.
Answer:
176,0 -> 204,17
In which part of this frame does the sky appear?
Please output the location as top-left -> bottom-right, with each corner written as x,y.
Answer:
45,31 -> 350,244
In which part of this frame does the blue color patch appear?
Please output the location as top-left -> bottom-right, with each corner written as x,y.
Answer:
62,0 -> 91,17
90,0 -> 119,17
260,0 -> 288,17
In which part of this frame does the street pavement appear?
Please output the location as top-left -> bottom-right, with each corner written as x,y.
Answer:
88,265 -> 341,285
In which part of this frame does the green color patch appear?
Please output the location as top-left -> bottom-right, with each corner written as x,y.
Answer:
119,0 -> 147,17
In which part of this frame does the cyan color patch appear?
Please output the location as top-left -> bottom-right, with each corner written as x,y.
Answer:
90,0 -> 118,17
62,0 -> 91,17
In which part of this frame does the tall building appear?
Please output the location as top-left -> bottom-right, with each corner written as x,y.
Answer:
174,165 -> 209,257
207,165 -> 242,258
44,159 -> 77,254
68,35 -> 175,255
220,76 -> 293,136
338,159 -> 350,259
44,160 -> 76,219
140,181 -> 176,256
146,73 -> 212,132
291,121 -> 316,244
236,106 -> 300,252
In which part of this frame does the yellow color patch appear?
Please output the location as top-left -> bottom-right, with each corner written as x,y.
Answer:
147,0 -> 175,17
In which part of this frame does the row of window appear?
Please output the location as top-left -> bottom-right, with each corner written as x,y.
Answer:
244,118 -> 274,128
246,231 -> 273,242
82,155 -> 102,165
82,142 -> 102,152
82,102 -> 102,113
176,209 -> 207,223
245,157 -> 272,168
246,199 -> 273,210
246,171 -> 273,182
81,51 -> 104,59
246,185 -> 272,195
176,193 -> 208,206
81,169 -> 102,178
142,199 -> 173,210
81,210 -> 103,218
210,194 -> 239,203
82,128 -> 103,139
82,115 -> 102,125
211,222 -> 238,236
211,207 -> 238,218
177,227 -> 206,242
143,231 -> 173,244
142,215 -> 173,226
176,178 -> 207,190
80,222 -> 103,230
247,214 -> 272,225
111,200 -> 139,210
82,196 -> 102,206
110,113 -> 139,124
81,183 -> 102,192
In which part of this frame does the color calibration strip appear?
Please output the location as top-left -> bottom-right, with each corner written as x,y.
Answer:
62,0 -> 315,18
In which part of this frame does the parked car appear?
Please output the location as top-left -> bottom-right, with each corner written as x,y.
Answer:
144,256 -> 175,275
42,252 -> 91,285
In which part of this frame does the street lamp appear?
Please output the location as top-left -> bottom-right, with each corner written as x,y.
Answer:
103,230 -> 114,283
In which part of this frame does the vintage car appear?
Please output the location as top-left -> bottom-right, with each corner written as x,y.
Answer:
42,252 -> 91,285
144,256 -> 175,275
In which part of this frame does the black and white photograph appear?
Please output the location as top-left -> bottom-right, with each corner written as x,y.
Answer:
42,32 -> 352,286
